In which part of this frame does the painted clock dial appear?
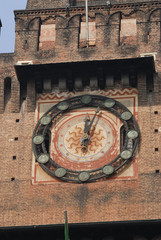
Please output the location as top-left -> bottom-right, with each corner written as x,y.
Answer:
32,95 -> 140,183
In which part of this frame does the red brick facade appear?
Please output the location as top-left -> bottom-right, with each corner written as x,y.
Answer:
0,0 -> 161,239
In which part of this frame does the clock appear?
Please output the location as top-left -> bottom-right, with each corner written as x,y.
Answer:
32,94 -> 139,183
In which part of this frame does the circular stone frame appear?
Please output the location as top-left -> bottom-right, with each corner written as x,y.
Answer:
32,95 -> 140,183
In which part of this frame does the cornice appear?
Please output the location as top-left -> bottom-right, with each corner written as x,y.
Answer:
14,1 -> 161,17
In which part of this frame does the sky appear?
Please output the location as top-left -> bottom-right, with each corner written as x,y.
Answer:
0,0 -> 27,53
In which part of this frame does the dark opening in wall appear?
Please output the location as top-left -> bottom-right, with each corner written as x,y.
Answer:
24,40 -> 28,50
155,148 -> 158,151
20,80 -> 27,106
154,111 -> 158,114
114,74 -> 121,88
154,129 -> 158,133
11,177 -> 15,181
16,119 -> 19,123
129,73 -> 137,88
155,170 -> 160,173
120,125 -> 126,151
14,137 -> 18,141
45,130 -> 51,153
4,77 -> 11,108
36,77 -> 43,94
12,156 -> 16,160
0,221 -> 161,239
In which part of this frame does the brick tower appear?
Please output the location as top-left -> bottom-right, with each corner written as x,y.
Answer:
0,0 -> 161,239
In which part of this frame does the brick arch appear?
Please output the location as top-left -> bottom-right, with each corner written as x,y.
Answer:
122,9 -> 146,18
1,69 -> 15,78
148,8 -> 161,21
95,12 -> 106,19
107,9 -> 146,25
67,14 -> 81,27
81,13 -> 96,23
4,76 -> 12,82
106,11 -> 121,24
55,14 -> 67,21
1,74 -> 20,113
28,17 -> 41,30
42,16 -> 56,24
95,12 -> 107,24
147,8 -> 161,43
55,14 -> 68,28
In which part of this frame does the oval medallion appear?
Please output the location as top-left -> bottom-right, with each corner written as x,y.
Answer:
33,135 -> 44,145
81,95 -> 92,104
40,116 -> 51,125
78,171 -> 90,182
127,130 -> 138,139
120,150 -> 132,160
37,154 -> 49,164
121,111 -> 132,121
104,99 -> 115,108
55,167 -> 67,178
102,165 -> 114,175
57,101 -> 69,111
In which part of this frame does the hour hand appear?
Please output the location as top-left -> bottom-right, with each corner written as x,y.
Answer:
81,133 -> 90,147
84,107 -> 100,134
84,113 -> 90,133
81,114 -> 91,149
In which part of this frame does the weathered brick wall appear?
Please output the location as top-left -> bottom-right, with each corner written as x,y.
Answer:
13,2 -> 161,72
0,0 -> 161,228
26,0 -> 161,9
26,0 -> 68,9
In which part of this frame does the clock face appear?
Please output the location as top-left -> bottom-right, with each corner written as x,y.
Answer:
32,95 -> 139,183
51,110 -> 118,171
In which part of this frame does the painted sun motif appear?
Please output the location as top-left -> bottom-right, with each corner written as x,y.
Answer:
65,124 -> 106,155
58,117 -> 113,162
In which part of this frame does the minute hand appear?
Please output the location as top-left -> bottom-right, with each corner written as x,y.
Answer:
84,114 -> 90,133
84,107 -> 100,134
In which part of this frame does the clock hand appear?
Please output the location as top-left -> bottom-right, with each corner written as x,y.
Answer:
84,107 -> 100,134
81,114 -> 90,148
84,113 -> 90,133
90,111 -> 102,137
81,107 -> 100,149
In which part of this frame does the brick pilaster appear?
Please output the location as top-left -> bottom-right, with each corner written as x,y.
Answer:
11,76 -> 20,113
0,77 -> 4,113
26,78 -> 36,112
137,73 -> 147,106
